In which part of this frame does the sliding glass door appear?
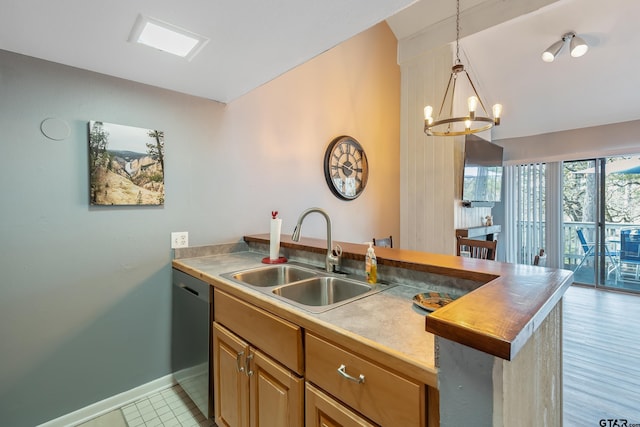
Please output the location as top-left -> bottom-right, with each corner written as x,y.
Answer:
563,156 -> 640,292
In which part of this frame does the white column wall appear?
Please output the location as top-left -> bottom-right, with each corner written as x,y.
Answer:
399,45 -> 493,254
400,45 -> 461,254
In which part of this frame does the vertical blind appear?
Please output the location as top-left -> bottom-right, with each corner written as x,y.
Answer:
504,162 -> 563,267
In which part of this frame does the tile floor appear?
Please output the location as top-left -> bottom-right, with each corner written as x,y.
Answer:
77,384 -> 215,427
76,409 -> 127,427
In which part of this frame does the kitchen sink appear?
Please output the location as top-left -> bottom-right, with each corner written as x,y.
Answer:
272,277 -> 372,307
222,263 -> 391,313
227,264 -> 319,287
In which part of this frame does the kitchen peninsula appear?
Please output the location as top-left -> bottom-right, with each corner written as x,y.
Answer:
172,234 -> 573,427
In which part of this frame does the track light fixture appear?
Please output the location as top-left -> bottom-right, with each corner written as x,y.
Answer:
542,32 -> 588,63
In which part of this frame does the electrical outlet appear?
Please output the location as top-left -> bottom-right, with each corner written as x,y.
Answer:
171,231 -> 189,249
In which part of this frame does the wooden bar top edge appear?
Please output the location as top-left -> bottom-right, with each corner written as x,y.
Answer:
245,234 -> 574,361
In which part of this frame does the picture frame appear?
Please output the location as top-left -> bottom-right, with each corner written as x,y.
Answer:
88,121 -> 165,206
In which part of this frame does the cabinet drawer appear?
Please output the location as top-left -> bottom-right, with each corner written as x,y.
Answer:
306,333 -> 424,427
306,382 -> 377,427
214,289 -> 304,375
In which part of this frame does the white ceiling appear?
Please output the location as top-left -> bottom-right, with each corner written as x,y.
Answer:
0,0 -> 415,103
2,0 -> 638,140
453,0 -> 640,140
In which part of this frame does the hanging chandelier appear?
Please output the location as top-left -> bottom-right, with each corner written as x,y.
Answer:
423,0 -> 502,136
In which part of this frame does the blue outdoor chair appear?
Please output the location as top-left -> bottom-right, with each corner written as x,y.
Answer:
574,229 -> 619,279
619,229 -> 640,280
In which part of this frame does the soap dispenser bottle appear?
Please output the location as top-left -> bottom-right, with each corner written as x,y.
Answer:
365,242 -> 377,284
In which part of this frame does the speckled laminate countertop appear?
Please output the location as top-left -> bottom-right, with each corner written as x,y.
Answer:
172,246 -> 439,386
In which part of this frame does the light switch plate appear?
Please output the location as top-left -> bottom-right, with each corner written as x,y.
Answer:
171,231 -> 189,249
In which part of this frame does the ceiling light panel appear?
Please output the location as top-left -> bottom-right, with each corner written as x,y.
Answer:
129,14 -> 209,61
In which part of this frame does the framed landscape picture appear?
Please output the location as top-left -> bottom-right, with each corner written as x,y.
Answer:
89,121 -> 165,206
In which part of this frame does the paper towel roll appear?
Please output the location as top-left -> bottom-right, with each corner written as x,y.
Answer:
270,218 -> 282,260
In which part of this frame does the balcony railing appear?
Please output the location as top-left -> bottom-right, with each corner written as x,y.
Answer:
562,221 -> 638,270
516,221 -> 640,290
515,221 -> 639,266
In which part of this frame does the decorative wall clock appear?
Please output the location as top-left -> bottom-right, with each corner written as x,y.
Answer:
323,135 -> 369,200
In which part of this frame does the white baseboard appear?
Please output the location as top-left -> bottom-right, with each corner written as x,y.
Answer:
38,374 -> 176,427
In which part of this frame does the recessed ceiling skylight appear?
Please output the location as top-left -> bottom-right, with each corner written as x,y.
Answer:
129,14 -> 208,61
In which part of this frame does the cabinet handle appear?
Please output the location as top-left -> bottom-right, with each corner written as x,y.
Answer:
236,351 -> 245,373
337,364 -> 365,384
245,353 -> 254,377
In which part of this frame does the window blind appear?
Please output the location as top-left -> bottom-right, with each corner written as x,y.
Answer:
504,162 -> 563,267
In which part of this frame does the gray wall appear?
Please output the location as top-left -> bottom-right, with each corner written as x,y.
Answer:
0,51 -> 225,425
0,21 -> 401,426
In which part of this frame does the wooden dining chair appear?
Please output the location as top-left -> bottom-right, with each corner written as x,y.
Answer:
456,236 -> 497,260
372,236 -> 393,248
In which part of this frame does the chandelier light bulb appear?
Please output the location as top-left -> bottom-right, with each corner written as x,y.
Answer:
424,105 -> 433,121
467,96 -> 478,119
492,104 -> 502,125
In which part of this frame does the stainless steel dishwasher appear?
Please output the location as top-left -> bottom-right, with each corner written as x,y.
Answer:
171,268 -> 213,419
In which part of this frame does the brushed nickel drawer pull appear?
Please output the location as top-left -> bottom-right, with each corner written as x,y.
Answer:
245,353 -> 254,376
236,351 -> 245,373
337,364 -> 365,384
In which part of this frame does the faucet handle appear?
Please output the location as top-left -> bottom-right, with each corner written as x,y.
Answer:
333,244 -> 343,257
328,244 -> 343,273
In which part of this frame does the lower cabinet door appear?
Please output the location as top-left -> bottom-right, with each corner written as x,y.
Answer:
250,348 -> 304,427
305,383 -> 377,427
213,322 -> 250,427
214,322 -> 303,427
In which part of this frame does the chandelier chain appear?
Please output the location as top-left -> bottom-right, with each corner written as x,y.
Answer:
455,0 -> 460,64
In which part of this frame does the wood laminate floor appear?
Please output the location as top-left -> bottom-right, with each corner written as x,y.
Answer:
564,285 -> 640,426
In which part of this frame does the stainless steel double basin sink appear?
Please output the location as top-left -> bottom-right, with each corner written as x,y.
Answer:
222,263 -> 389,313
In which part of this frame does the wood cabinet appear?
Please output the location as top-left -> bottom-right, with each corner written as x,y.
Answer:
214,288 -> 303,374
305,382 -> 376,427
306,332 -> 425,427
212,289 -> 433,427
213,290 -> 304,427
213,322 -> 249,427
